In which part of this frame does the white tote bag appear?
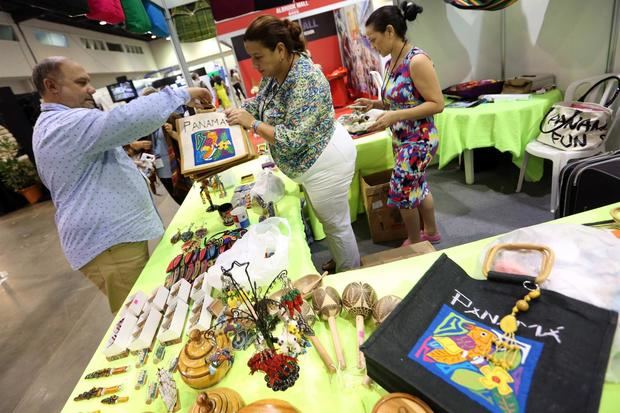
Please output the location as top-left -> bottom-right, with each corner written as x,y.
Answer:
537,75 -> 620,151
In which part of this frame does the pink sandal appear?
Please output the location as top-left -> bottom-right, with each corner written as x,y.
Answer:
420,231 -> 441,244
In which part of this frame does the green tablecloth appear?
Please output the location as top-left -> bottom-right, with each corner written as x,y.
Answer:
435,89 -> 563,182
62,167 -> 619,413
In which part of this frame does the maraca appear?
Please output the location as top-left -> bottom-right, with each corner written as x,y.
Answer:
311,286 -> 346,370
300,302 -> 337,373
372,295 -> 402,325
342,282 -> 377,369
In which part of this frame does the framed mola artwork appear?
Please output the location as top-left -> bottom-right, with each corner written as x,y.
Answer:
177,112 -> 251,175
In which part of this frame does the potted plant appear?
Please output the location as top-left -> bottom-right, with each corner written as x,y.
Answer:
0,131 -> 43,204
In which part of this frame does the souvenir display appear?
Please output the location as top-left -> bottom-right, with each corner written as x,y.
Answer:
218,203 -> 235,227
101,395 -> 129,405
342,282 -> 377,369
145,382 -> 158,405
372,295 -> 402,325
339,112 -> 375,135
167,278 -> 191,306
74,385 -> 122,401
148,286 -> 170,313
128,307 -> 162,352
176,112 -> 253,175
123,291 -> 147,316
238,399 -> 300,413
165,228 -> 247,287
103,313 -> 137,361
170,228 -> 182,244
188,294 -> 215,334
158,300 -> 189,345
158,368 -> 180,412
299,302 -> 337,373
199,261 -> 313,391
189,388 -> 245,413
135,370 -> 148,390
178,329 -> 234,389
154,343 -> 166,364
201,180 -> 219,212
135,348 -> 149,367
311,287 -> 346,370
191,273 -> 213,302
362,252 -> 618,413
84,365 -> 128,380
168,355 -> 179,373
372,392 -> 433,413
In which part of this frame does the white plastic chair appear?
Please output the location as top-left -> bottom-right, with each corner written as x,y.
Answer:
516,73 -> 620,212
370,70 -> 383,99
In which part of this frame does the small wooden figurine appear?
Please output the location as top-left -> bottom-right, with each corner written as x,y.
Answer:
189,388 -> 245,413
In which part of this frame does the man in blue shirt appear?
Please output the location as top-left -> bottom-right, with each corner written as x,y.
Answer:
32,56 -> 211,312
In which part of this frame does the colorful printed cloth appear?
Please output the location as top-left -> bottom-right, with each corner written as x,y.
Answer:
243,54 -> 334,178
383,47 -> 440,208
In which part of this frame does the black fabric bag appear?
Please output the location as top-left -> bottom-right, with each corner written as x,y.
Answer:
361,254 -> 617,413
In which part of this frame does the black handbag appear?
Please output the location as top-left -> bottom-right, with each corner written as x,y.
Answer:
361,253 -> 617,413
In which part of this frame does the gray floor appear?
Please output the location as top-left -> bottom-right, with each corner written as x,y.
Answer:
0,155 -> 553,412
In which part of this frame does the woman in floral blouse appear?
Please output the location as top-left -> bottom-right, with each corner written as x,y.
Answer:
226,15 -> 360,272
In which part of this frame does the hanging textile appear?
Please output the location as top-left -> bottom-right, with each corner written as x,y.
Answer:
142,0 -> 169,37
120,0 -> 152,33
444,0 -> 519,10
86,0 -> 125,25
171,0 -> 216,43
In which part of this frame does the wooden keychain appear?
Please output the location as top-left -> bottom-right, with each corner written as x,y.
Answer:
341,282 -> 377,369
312,287 -> 346,370
300,302 -> 337,374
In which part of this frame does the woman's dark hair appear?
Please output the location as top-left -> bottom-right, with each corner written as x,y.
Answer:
244,15 -> 306,53
365,1 -> 423,39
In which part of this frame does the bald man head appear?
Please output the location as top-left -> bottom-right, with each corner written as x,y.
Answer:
32,57 -> 97,108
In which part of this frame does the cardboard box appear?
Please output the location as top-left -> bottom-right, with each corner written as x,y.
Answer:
361,241 -> 436,267
361,170 -> 408,243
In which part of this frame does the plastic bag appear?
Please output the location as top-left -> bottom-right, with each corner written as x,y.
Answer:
205,217 -> 291,290
250,169 -> 285,204
480,223 -> 620,382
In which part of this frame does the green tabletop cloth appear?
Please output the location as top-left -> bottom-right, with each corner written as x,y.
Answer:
308,90 -> 562,240
62,165 -> 619,413
435,89 -> 563,181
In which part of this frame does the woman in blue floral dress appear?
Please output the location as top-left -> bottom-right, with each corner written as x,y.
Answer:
357,2 -> 444,246
226,16 -> 360,272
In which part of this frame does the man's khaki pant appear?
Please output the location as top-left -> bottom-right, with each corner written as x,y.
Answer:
80,241 -> 149,313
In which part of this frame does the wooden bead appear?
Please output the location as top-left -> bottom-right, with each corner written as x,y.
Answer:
528,289 -> 541,299
524,295 -> 531,302
512,306 -> 519,314
516,300 -> 529,312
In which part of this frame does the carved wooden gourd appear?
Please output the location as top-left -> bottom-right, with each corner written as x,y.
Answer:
372,392 -> 433,413
238,399 -> 300,413
342,282 -> 377,369
372,295 -> 402,325
189,388 -> 245,413
311,286 -> 345,369
178,329 -> 233,389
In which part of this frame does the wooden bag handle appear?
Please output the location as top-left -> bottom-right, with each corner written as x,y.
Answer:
483,243 -> 555,284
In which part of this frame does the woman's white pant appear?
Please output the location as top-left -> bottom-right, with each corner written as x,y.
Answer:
294,123 -> 360,272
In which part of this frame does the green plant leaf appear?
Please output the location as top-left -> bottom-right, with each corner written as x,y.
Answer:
492,390 -> 520,413
450,369 -> 486,391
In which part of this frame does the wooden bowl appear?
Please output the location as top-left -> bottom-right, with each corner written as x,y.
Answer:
189,388 -> 245,413
372,392 -> 433,413
292,274 -> 322,298
239,399 -> 300,413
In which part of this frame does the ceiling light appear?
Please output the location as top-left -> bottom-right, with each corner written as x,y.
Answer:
99,21 -> 107,25
147,31 -> 152,34
151,35 -> 157,39
166,36 -> 171,41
